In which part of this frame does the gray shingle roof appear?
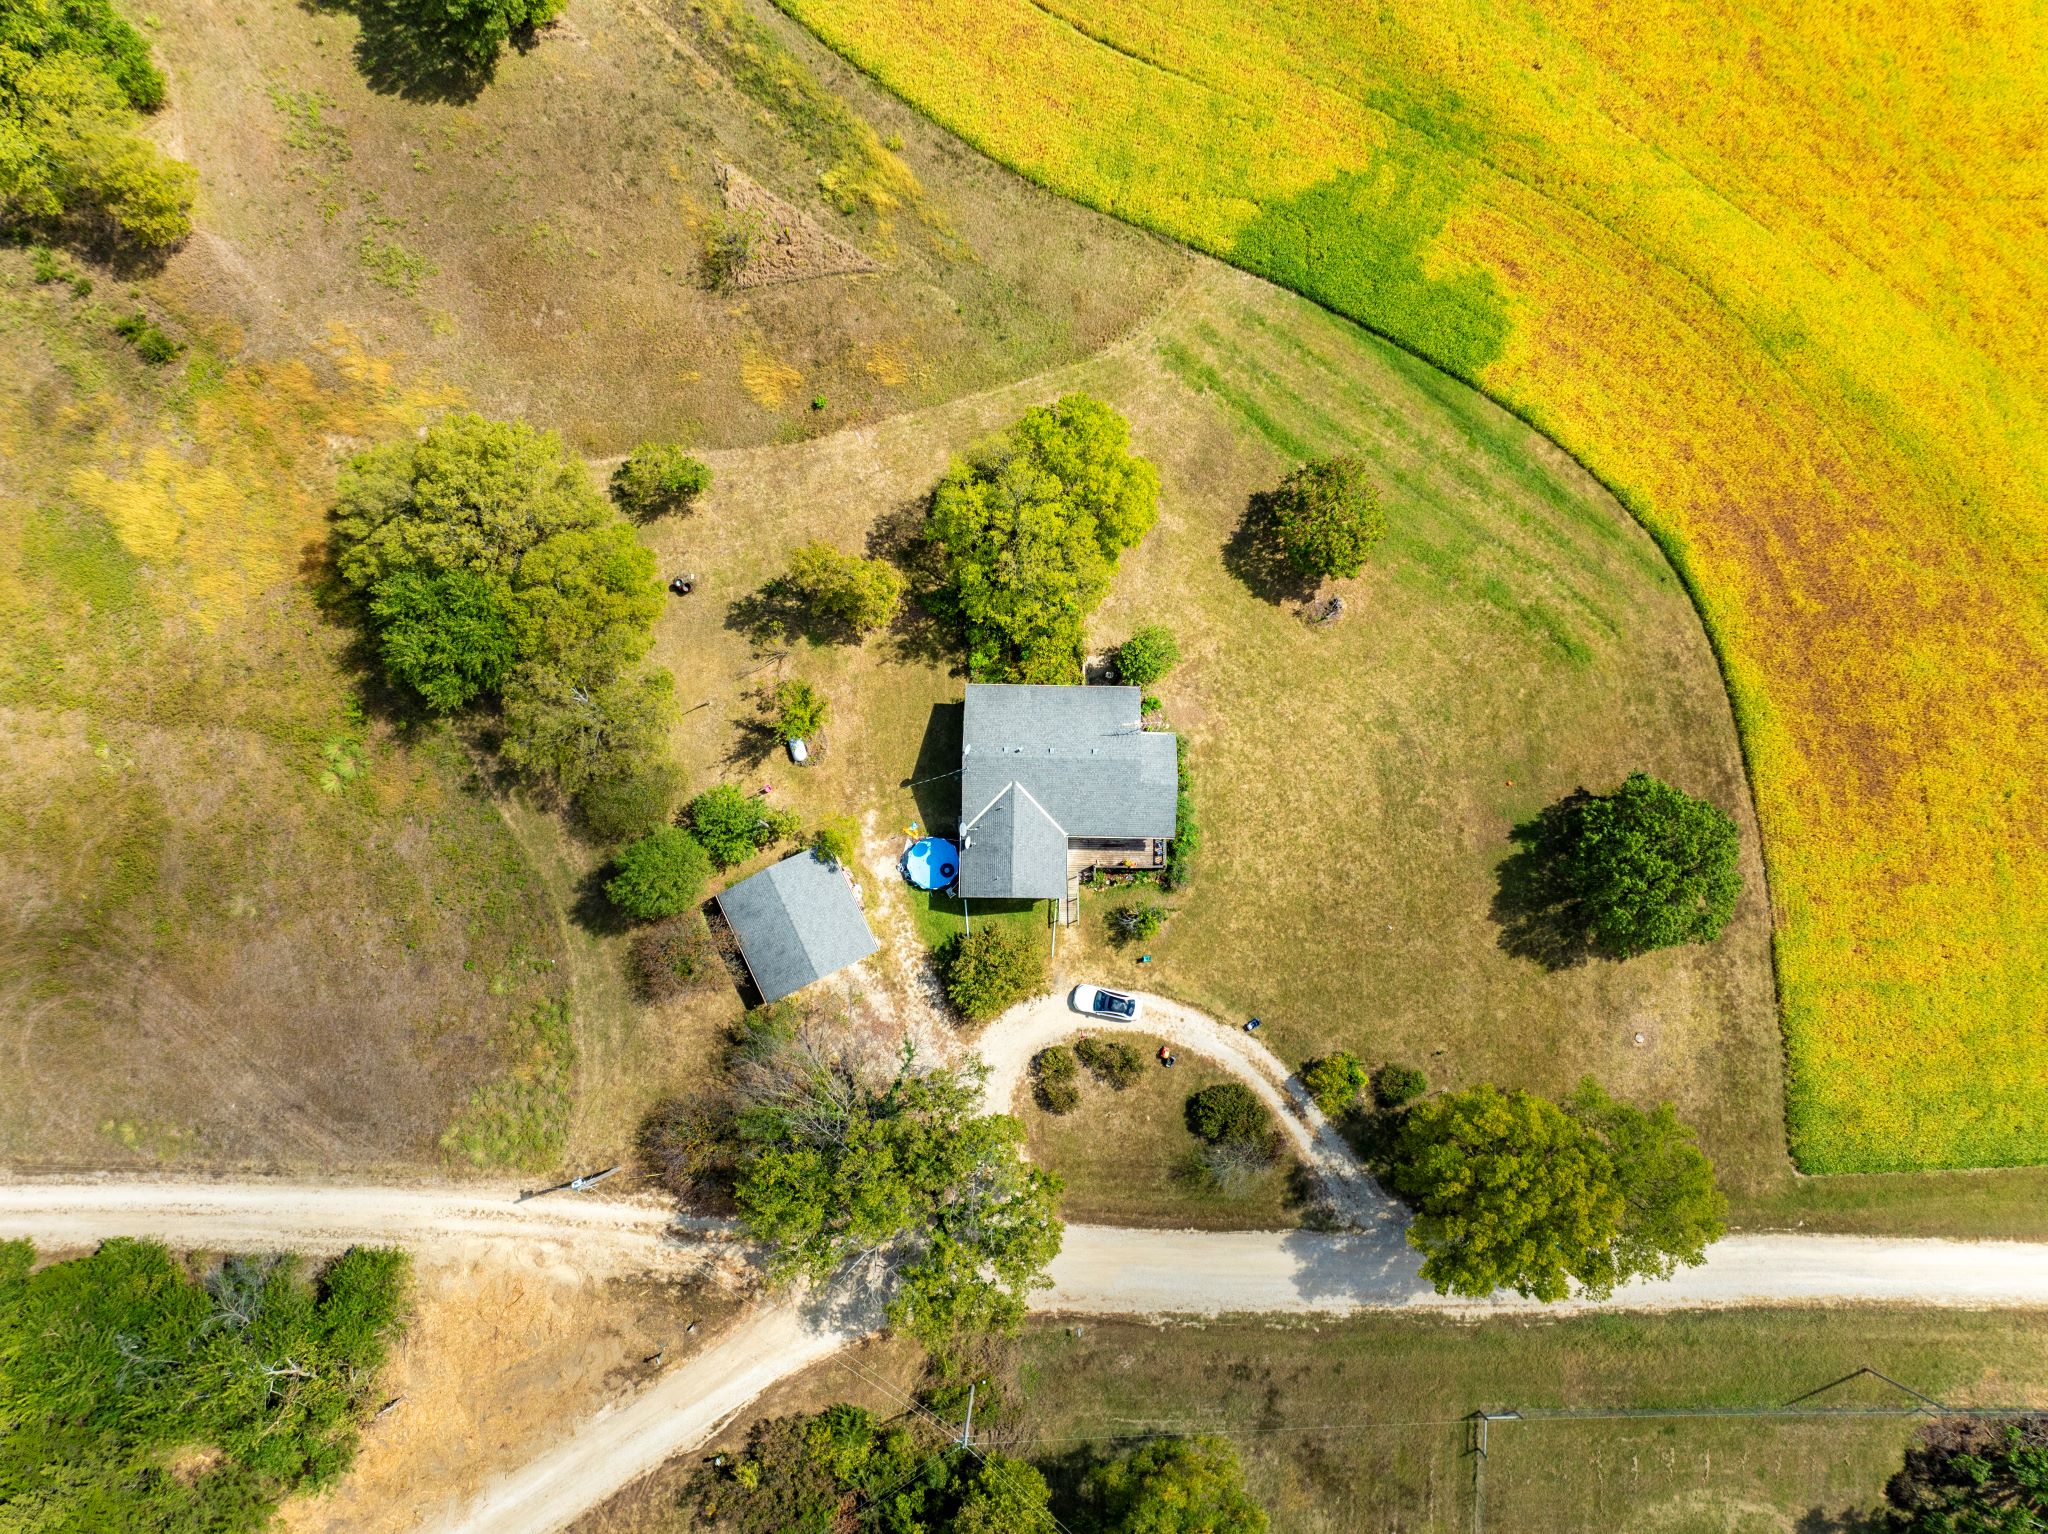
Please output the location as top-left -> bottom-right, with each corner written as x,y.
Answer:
957,783 -> 1070,899
715,851 -> 879,1002
957,684 -> 1178,898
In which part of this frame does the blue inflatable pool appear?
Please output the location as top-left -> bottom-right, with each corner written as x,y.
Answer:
903,836 -> 959,891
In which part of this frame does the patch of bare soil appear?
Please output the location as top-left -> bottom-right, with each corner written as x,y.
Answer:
279,1252 -> 749,1534
718,164 -> 882,288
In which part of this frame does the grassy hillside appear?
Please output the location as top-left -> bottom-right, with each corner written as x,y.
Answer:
770,0 -> 2048,1172
0,260 -> 570,1170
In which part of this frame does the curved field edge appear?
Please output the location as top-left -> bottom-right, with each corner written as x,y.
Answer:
766,0 -> 2048,1173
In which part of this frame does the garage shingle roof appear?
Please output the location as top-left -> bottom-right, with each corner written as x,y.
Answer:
715,851 -> 879,1002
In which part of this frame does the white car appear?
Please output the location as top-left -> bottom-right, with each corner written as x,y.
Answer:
1070,984 -> 1141,1022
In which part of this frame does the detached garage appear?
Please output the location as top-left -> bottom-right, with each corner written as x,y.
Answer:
714,850 -> 879,1002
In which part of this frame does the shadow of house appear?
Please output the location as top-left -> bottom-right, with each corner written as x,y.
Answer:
906,702 -> 965,835
1223,489 -> 1322,606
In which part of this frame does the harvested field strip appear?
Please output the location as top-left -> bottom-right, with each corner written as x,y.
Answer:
775,0 -> 2048,1171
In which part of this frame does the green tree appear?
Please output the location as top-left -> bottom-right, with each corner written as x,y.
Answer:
1108,900 -> 1168,945
368,567 -> 518,712
1084,1436 -> 1269,1534
783,540 -> 906,635
609,442 -> 711,520
688,782 -> 791,869
731,1040 -> 1063,1356
952,1456 -> 1058,1534
941,926 -> 1046,1022
605,827 -> 712,921
508,521 -> 661,681
1265,455 -> 1386,580
499,665 -> 675,800
1113,624 -> 1179,687
1185,1082 -> 1270,1146
1564,1078 -> 1726,1291
1301,1051 -> 1370,1117
1560,772 -> 1742,956
0,0 -> 195,253
771,678 -> 829,741
923,394 -> 1158,681
1389,1084 -> 1620,1301
0,1238 -> 408,1529
1886,1418 -> 2048,1534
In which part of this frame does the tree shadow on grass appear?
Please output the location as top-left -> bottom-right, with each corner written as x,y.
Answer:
302,0 -> 544,105
1223,490 -> 1320,606
1490,790 -> 1597,971
1793,1507 -> 1891,1534
568,861 -> 632,939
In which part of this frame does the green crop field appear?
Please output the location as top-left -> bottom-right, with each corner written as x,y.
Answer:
773,0 -> 2048,1172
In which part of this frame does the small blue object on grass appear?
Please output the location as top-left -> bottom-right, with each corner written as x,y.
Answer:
1139,954 -> 1152,964
903,836 -> 960,891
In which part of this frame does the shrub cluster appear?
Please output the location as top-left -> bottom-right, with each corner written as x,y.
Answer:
113,310 -> 180,364
1162,735 -> 1198,891
1107,900 -> 1169,945
1113,624 -> 1179,687
941,925 -> 1045,1023
605,827 -> 712,921
810,814 -> 859,869
921,394 -> 1158,681
1074,1034 -> 1143,1090
688,783 -> 802,869
770,677 -> 828,741
1032,1045 -> 1080,1114
1372,1061 -> 1428,1109
609,442 -> 711,520
629,913 -> 716,1000
1302,1050 -> 1370,1117
1186,1082 -> 1271,1146
781,541 -> 905,635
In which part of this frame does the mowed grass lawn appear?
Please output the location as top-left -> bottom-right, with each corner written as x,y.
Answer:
1019,1031 -> 1302,1230
999,1309 -> 2048,1534
646,262 -> 1785,1199
774,0 -> 2048,1173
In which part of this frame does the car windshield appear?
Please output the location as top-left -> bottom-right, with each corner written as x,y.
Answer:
1097,992 -> 1135,1016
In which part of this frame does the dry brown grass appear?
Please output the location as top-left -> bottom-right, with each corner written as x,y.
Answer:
279,1254 -> 745,1534
1022,1030 -> 1302,1230
142,0 -> 1189,453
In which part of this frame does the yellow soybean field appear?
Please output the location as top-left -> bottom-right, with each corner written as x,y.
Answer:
772,0 -> 2048,1172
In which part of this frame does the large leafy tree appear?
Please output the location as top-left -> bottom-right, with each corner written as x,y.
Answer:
0,0 -> 195,251
334,412 -> 671,801
1389,1080 -> 1723,1301
1887,1418 -> 2048,1534
730,1032 -> 1063,1356
605,827 -> 711,922
369,0 -> 565,73
1560,772 -> 1741,956
1083,1436 -> 1269,1534
923,393 -> 1158,681
1264,455 -> 1386,580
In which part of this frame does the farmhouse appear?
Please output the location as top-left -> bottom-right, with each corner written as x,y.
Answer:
957,683 -> 1177,921
715,850 -> 879,1001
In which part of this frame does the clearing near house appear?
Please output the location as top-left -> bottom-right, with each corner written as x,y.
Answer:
646,262 -> 1787,1200
773,0 -> 2048,1174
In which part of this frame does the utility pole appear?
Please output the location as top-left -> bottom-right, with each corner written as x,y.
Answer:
960,1384 -> 976,1449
